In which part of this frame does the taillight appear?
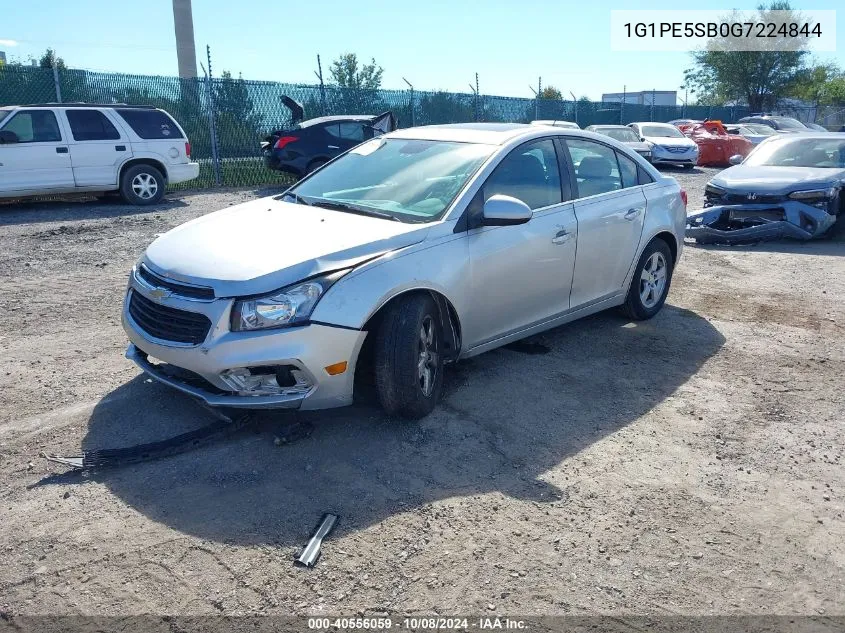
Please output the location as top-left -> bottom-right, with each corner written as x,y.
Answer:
274,135 -> 299,150
680,189 -> 688,208
185,142 -> 191,158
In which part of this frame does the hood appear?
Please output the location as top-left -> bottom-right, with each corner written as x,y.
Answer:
643,135 -> 697,148
143,198 -> 429,297
710,165 -> 845,195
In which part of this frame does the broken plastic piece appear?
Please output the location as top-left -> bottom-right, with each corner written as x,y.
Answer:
295,514 -> 338,568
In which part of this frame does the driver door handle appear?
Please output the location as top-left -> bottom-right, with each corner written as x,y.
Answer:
328,145 -> 339,149
624,207 -> 644,220
552,229 -> 572,245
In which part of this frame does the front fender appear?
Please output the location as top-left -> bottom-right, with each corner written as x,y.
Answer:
310,232 -> 470,331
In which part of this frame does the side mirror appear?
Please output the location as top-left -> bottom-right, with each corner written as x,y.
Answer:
482,194 -> 532,226
728,154 -> 744,166
0,130 -> 19,144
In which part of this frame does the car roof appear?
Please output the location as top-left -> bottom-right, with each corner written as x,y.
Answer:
299,115 -> 378,127
387,123 -> 536,145
587,125 -> 630,129
630,121 -> 676,127
10,103 -> 157,110
386,122 -> 657,147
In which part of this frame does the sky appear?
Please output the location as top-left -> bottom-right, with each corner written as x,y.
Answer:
1,0 -> 843,102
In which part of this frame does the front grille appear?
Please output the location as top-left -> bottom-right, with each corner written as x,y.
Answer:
138,265 -> 215,300
663,146 -> 690,154
128,291 -> 212,345
723,192 -> 786,205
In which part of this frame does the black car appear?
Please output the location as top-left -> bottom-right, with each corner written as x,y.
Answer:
262,97 -> 396,177
737,115 -> 808,133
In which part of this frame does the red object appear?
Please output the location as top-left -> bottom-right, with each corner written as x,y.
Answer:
185,142 -> 191,158
678,121 -> 753,167
274,135 -> 299,150
680,189 -> 688,208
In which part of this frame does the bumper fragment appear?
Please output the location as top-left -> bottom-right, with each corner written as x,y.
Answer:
686,202 -> 838,245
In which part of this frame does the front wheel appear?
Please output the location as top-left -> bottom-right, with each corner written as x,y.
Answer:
622,238 -> 674,320
683,163 -> 695,170
373,294 -> 444,419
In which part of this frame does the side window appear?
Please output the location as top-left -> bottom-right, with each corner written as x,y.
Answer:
483,138 -> 563,210
66,110 -> 121,141
323,124 -> 342,139
617,151 -> 639,188
115,109 -> 183,139
565,138 -> 622,198
338,122 -> 365,142
637,165 -> 654,185
1,110 -> 62,143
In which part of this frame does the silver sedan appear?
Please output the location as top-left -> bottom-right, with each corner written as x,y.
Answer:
123,124 -> 687,419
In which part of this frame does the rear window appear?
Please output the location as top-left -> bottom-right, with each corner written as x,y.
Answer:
115,109 -> 183,139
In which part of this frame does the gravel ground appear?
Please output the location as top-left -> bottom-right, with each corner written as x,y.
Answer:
0,167 -> 843,617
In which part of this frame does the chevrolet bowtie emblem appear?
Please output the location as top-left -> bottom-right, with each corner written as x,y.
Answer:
148,287 -> 173,300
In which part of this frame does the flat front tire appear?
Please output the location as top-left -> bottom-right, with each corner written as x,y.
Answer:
120,164 -> 165,206
622,238 -> 674,320
373,294 -> 444,419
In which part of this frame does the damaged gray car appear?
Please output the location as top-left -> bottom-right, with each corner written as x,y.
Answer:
687,134 -> 845,244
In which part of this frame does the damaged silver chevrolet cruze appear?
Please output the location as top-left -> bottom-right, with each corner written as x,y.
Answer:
123,123 -> 687,419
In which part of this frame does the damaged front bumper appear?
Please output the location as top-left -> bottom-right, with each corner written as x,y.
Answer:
685,201 -> 838,244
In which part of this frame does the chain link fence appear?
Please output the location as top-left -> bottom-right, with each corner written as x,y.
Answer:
2,63 -> 837,190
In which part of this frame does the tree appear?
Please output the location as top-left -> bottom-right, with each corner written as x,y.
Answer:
540,86 -> 562,100
38,48 -> 66,70
329,53 -> 383,90
822,77 -> 845,105
790,62 -> 841,107
683,1 -> 810,111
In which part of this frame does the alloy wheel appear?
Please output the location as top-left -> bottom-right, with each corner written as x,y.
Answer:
639,252 -> 667,309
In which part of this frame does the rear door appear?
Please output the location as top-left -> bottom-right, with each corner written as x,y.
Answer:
464,137 -> 578,349
62,109 -> 126,187
0,109 -> 74,192
562,137 -> 647,308
114,108 -> 188,166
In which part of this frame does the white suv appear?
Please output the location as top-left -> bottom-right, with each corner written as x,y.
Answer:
0,104 -> 199,205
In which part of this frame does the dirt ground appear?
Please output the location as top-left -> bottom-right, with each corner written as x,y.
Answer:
0,167 -> 843,617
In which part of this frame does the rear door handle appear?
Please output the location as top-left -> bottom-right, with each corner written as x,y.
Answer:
552,229 -> 572,245
328,145 -> 339,149
624,207 -> 643,220
56,146 -> 68,154
115,145 -> 126,151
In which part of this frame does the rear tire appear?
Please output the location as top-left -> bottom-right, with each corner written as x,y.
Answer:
373,294 -> 444,419
120,164 -> 165,206
306,158 -> 327,174
622,238 -> 674,320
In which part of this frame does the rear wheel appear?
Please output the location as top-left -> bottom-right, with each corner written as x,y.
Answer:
306,158 -> 327,174
120,164 -> 165,205
622,238 -> 674,320
373,294 -> 444,419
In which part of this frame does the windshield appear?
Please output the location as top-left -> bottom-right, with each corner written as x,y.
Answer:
596,127 -> 640,143
771,117 -> 807,131
288,138 -> 494,222
640,125 -> 684,138
743,137 -> 845,168
743,124 -> 778,136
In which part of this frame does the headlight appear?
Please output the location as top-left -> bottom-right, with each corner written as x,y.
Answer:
705,183 -> 725,195
231,270 -> 348,332
788,187 -> 836,201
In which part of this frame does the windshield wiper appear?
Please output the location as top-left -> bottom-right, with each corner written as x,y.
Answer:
280,192 -> 311,206
309,199 -> 402,222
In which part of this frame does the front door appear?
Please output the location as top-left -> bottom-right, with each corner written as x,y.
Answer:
465,137 -> 578,349
562,138 -> 646,308
0,109 -> 74,192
